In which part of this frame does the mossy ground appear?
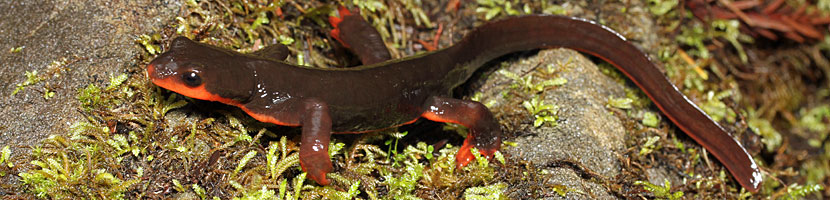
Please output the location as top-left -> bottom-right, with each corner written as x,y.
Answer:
2,0 -> 829,199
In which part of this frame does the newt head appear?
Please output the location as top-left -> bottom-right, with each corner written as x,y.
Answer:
147,37 -> 255,106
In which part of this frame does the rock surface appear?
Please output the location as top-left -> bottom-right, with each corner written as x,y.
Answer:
0,0 -> 180,152
476,49 -> 636,199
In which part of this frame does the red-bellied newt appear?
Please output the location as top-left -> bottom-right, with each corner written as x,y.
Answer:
146,14 -> 762,192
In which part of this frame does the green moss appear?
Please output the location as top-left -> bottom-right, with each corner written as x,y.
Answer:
642,112 -> 659,127
475,0 -> 524,20
463,182 -> 508,200
11,58 -> 73,96
799,105 -> 830,134
382,162 -> 423,199
41,88 -> 55,99
9,46 -> 24,53
266,137 -> 299,180
353,0 -> 386,12
540,1 -> 567,15
232,150 -> 258,179
647,0 -> 678,15
522,96 -> 559,127
781,183 -> 823,200
634,179 -> 683,200
400,0 -> 433,27
77,84 -> 103,111
136,34 -> 162,55
107,74 -> 129,90
638,136 -> 661,156
308,181 -> 362,200
19,129 -> 140,199
15,71 -> 160,198
233,185 -> 278,200
499,69 -> 567,93
710,20 -> 751,63
78,73 -> 140,112
700,90 -> 737,123
676,23 -> 709,59
606,97 -> 634,109
0,145 -> 11,177
747,109 -> 782,152
11,70 -> 44,96
675,18 -> 748,64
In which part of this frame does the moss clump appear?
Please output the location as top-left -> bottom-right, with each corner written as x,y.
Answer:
18,122 -> 141,199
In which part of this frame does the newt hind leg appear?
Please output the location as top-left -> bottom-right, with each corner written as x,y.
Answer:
420,96 -> 502,167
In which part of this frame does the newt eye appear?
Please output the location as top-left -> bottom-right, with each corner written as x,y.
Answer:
182,70 -> 202,87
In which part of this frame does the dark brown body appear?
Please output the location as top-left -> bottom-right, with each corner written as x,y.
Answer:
148,15 -> 761,191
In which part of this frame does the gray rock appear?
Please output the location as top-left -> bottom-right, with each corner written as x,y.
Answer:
477,49 -> 641,199
0,0 -> 180,153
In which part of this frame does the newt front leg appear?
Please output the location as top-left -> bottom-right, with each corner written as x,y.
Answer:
297,98 -> 334,185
